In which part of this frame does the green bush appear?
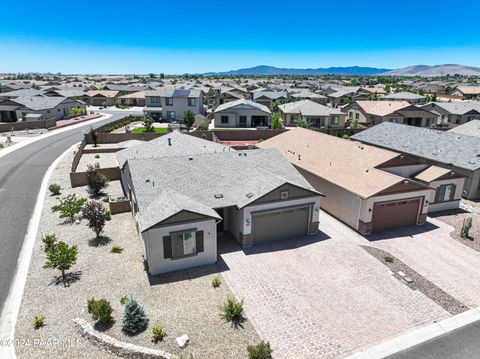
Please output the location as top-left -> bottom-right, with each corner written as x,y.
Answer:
120,295 -> 128,305
220,297 -> 244,323
48,183 -> 61,196
384,256 -> 394,263
95,154 -> 100,159
247,341 -> 273,359
33,315 -> 45,330
111,246 -> 124,254
212,275 -> 221,288
42,234 -> 57,252
87,298 -> 113,324
104,210 -> 112,221
122,297 -> 149,334
151,324 -> 166,342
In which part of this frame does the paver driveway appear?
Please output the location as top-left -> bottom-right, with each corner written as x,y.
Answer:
219,217 -> 449,359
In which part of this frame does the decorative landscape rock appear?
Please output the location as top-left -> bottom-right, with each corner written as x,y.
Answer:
175,334 -> 189,348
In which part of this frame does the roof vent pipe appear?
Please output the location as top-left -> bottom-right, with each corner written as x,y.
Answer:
168,138 -> 172,146
298,154 -> 301,160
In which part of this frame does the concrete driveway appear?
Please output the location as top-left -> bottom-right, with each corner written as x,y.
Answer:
219,217 -> 449,359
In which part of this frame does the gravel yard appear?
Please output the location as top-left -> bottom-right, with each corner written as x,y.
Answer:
15,145 -> 260,359
76,152 -> 118,172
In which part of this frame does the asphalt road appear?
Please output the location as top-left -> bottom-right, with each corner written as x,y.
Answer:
386,319 -> 480,359
0,111 -> 139,316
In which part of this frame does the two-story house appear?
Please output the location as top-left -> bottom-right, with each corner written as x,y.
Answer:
144,88 -> 203,121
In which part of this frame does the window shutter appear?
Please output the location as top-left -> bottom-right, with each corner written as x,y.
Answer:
450,185 -> 456,201
163,236 -> 172,259
196,231 -> 204,253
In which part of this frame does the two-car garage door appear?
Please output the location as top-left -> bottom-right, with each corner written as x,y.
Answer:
252,206 -> 310,244
372,198 -> 421,232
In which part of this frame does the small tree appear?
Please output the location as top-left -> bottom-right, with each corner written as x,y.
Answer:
270,99 -> 279,113
86,164 -> 108,196
82,201 -> 106,239
89,126 -> 98,147
51,194 -> 87,222
122,297 -> 149,334
43,241 -> 78,286
270,112 -> 283,129
296,116 -> 309,128
143,116 -> 155,132
183,109 -> 196,132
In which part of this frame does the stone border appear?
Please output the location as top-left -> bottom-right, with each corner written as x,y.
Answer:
73,318 -> 177,359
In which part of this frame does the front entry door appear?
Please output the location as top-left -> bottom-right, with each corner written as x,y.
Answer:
239,116 -> 247,128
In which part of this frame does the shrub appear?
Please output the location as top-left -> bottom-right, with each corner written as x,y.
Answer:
51,194 -> 87,222
143,116 -> 155,133
104,210 -> 111,221
197,119 -> 210,131
122,297 -> 149,334
212,275 -> 221,288
42,234 -> 57,252
86,164 -> 108,196
33,315 -> 45,329
384,256 -> 394,263
89,126 -> 98,147
120,295 -> 128,305
220,297 -> 244,323
43,241 -> 78,286
87,298 -> 113,324
82,200 -> 106,239
95,154 -> 100,159
247,341 -> 273,359
111,246 -> 124,254
151,324 -> 166,342
48,183 -> 61,196
462,217 -> 473,239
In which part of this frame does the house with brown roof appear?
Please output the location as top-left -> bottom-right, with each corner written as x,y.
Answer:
343,100 -> 438,127
257,128 -> 462,235
82,90 -> 120,106
451,86 -> 480,100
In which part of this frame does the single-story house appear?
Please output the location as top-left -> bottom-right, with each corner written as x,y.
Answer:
82,90 -> 120,106
290,91 -> 328,105
451,86 -> 480,100
379,92 -> 427,105
252,91 -> 287,108
257,128 -> 463,234
343,100 -> 438,127
213,99 -> 272,128
278,100 -> 345,128
117,132 -> 322,275
448,119 -> 480,138
420,102 -> 480,127
118,91 -> 146,107
351,122 -> 479,200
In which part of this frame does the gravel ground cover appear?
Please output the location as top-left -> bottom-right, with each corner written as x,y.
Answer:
362,246 -> 467,315
76,153 -> 118,172
430,210 -> 480,252
15,145 -> 260,359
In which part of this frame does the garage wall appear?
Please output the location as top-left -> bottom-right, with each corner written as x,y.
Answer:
227,206 -> 244,240
242,196 -> 320,236
296,167 -> 361,229
143,219 -> 217,275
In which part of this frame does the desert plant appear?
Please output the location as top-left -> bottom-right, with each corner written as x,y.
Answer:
33,315 -> 45,330
247,341 -> 273,359
86,164 -> 108,196
151,324 -> 166,342
48,183 -> 61,196
183,109 -> 196,132
212,275 -> 221,288
82,200 -> 106,239
111,246 -> 124,254
51,194 -> 87,222
384,256 -> 394,263
120,295 -> 128,305
43,241 -> 78,286
89,126 -> 98,147
122,297 -> 149,334
42,234 -> 57,252
220,297 -> 244,323
95,154 -> 100,159
461,217 -> 473,239
87,297 -> 113,324
104,210 -> 112,221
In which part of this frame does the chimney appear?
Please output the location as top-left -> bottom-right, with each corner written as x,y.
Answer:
168,138 -> 172,146
298,154 -> 301,160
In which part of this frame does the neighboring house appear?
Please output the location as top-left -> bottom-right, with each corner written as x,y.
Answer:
379,92 -> 427,105
448,119 -> 480,137
360,87 -> 387,97
327,89 -> 364,107
278,100 -> 345,128
452,86 -> 480,100
213,99 -> 272,128
257,128 -> 445,235
82,90 -> 120,106
343,100 -> 438,127
117,132 -> 322,275
290,90 -> 327,105
420,102 -> 480,127
118,91 -> 146,107
207,87 -> 250,108
351,122 -> 480,200
252,91 -> 287,108
144,88 -> 203,121
416,83 -> 446,94
0,96 -> 86,122
102,84 -> 149,96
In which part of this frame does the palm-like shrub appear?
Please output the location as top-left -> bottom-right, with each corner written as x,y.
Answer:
220,297 -> 244,323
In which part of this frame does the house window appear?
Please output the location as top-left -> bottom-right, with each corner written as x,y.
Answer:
221,115 -> 229,124
331,116 -> 339,125
188,98 -> 196,107
166,111 -> 176,120
390,118 -> 398,123
172,231 -> 196,258
349,111 -> 353,119
165,97 -> 173,106
426,118 -> 433,127
280,190 -> 289,199
292,115 -> 299,124
436,184 -> 454,203
355,113 -> 359,120
151,96 -> 160,103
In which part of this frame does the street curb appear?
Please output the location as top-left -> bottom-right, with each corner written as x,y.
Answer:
345,307 -> 480,359
0,142 -> 80,359
0,113 -> 111,160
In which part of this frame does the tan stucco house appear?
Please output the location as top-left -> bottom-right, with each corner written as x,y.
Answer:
278,100 -> 345,128
213,99 -> 272,128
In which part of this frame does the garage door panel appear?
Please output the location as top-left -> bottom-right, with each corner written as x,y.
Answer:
372,198 -> 420,232
253,206 -> 309,244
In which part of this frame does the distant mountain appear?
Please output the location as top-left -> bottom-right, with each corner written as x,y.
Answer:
381,64 -> 480,76
204,65 -> 391,76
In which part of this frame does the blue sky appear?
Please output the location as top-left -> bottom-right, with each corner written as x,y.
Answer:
1,0 -> 479,74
